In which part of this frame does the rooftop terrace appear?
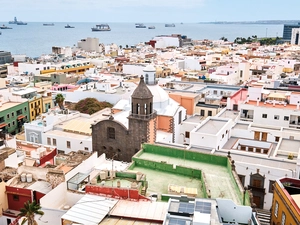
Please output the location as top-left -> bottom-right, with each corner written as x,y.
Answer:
131,144 -> 246,205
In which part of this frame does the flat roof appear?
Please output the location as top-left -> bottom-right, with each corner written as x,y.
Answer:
61,194 -> 118,225
277,139 -> 300,155
46,129 -> 92,140
101,217 -> 161,225
184,115 -> 204,123
0,102 -> 23,112
110,200 -> 168,222
196,119 -> 227,135
132,166 -> 203,198
218,110 -> 240,120
135,152 -> 240,204
27,181 -> 52,194
291,194 -> 300,208
233,123 -> 249,130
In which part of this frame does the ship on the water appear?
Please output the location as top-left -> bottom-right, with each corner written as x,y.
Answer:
0,24 -> 12,29
43,23 -> 55,26
17,21 -> 27,25
8,17 -> 18,24
148,26 -> 155,29
91,24 -> 111,31
65,24 -> 75,28
9,17 -> 27,25
135,23 -> 146,28
165,23 -> 175,27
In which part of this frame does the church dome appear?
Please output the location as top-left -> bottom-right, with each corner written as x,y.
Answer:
147,85 -> 169,103
131,75 -> 153,99
143,64 -> 156,72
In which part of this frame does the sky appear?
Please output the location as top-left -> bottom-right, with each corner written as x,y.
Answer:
0,0 -> 300,23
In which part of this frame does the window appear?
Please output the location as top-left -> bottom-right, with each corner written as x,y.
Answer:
84,147 -> 89,151
107,127 -> 115,139
200,110 -> 205,116
0,116 -> 4,123
281,212 -> 286,225
17,109 -> 22,115
12,121 -> 15,126
178,111 -> 182,124
185,131 -> 190,138
252,179 -> 262,188
213,90 -> 217,94
24,107 -> 27,112
284,116 -> 289,121
6,114 -> 9,119
275,136 -> 280,142
274,115 -> 279,120
31,103 -> 33,108
67,141 -> 71,148
274,201 -> 278,217
31,111 -> 34,116
269,180 -> 275,193
262,114 -> 267,118
238,174 -> 245,186
208,111 -> 212,116
11,112 -> 14,117
47,138 -> 51,145
13,195 -> 19,201
7,123 -> 10,128
36,68 -> 39,70
240,71 -> 243,78
53,138 -> 57,146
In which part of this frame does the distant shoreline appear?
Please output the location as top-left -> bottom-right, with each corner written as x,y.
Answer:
199,20 -> 300,25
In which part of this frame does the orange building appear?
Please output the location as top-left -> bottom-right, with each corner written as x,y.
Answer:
169,92 -> 198,115
271,177 -> 300,225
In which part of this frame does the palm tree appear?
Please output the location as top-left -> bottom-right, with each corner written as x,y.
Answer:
18,200 -> 44,225
55,93 -> 65,109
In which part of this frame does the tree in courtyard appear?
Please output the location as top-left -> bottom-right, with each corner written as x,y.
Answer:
18,200 -> 44,225
74,98 -> 113,115
55,93 -> 65,109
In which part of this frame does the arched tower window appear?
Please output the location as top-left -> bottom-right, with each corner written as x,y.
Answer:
150,102 -> 152,114
136,103 -> 140,114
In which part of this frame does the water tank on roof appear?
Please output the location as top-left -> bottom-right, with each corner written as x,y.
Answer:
99,171 -> 106,180
26,173 -> 33,183
21,173 -> 26,182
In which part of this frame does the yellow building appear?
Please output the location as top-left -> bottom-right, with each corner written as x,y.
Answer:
271,177 -> 300,225
34,83 -> 54,113
28,95 -> 43,121
40,61 -> 93,75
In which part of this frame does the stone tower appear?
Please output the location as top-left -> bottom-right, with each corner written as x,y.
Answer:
128,75 -> 157,149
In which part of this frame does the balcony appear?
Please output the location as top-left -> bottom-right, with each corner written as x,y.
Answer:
240,109 -> 254,122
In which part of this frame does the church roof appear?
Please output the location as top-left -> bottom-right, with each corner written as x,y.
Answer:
131,75 -> 153,99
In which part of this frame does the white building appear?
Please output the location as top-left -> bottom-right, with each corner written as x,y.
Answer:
291,28 -> 300,45
152,36 -> 180,48
77,37 -> 100,52
24,108 -> 111,154
209,65 -> 239,85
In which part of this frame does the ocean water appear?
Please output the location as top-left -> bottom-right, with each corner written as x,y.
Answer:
0,22 -> 283,58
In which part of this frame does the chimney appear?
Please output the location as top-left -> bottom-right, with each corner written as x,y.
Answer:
297,101 -> 300,110
273,100 -> 276,107
256,98 -> 259,106
246,95 -> 249,103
